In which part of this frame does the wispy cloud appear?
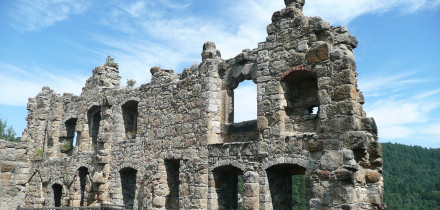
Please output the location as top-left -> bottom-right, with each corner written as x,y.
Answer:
87,0 -> 284,85
0,62 -> 87,106
7,0 -> 90,31
304,0 -> 440,25
362,71 -> 440,147
359,71 -> 428,97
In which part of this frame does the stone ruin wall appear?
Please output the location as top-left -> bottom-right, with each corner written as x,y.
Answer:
0,139 -> 30,210
1,0 -> 385,209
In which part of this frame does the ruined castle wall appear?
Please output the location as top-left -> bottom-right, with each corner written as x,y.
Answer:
0,139 -> 30,210
18,0 -> 384,209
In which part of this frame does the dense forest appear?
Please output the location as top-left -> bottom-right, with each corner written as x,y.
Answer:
383,142 -> 440,209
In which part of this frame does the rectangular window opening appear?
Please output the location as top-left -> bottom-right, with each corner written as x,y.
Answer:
165,160 -> 180,209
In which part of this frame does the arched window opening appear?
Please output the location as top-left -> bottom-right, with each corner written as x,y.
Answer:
266,164 -> 307,210
282,70 -> 319,119
165,160 -> 180,209
120,167 -> 137,207
52,183 -> 63,207
78,167 -> 89,206
122,100 -> 138,139
212,165 -> 244,210
87,106 -> 101,149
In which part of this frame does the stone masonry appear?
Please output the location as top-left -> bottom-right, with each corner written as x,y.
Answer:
0,139 -> 30,210
2,0 -> 384,209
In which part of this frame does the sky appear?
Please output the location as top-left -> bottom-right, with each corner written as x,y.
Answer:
0,0 -> 439,148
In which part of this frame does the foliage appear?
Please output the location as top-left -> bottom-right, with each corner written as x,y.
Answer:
237,175 -> 243,210
382,142 -> 440,209
33,148 -> 43,159
106,55 -> 114,64
0,117 -> 20,142
126,79 -> 136,88
105,55 -> 118,68
292,175 -> 306,209
61,140 -> 73,153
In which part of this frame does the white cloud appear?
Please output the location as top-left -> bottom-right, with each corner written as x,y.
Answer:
363,71 -> 440,148
89,0 -> 440,86
8,0 -> 90,31
0,62 -> 87,106
303,0 -> 440,24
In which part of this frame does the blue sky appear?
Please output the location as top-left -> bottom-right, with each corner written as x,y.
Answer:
0,0 -> 439,148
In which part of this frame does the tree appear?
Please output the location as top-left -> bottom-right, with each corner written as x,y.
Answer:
0,117 -> 20,142
105,55 -> 115,64
105,56 -> 118,68
126,79 -> 136,88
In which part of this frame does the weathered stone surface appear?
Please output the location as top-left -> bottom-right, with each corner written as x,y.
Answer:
335,168 -> 353,181
0,162 -> 16,172
366,170 -> 381,183
3,1 -> 383,209
0,140 -> 30,210
306,43 -> 330,64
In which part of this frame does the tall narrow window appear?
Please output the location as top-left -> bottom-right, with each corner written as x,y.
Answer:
165,160 -> 180,209
266,164 -> 306,210
64,118 -> 77,151
88,106 -> 101,148
122,101 -> 138,139
52,184 -> 63,207
78,167 -> 89,206
120,167 -> 137,207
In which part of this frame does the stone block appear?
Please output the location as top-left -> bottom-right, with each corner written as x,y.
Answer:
335,168 -> 352,181
320,151 -> 343,170
366,170 -> 381,183
331,85 -> 358,101
98,183 -> 109,191
14,174 -> 28,185
1,173 -> 12,185
243,183 -> 259,197
243,197 -> 259,210
71,200 -> 81,206
367,187 -> 382,204
92,172 -> 106,184
306,43 -> 330,64
0,162 -> 16,172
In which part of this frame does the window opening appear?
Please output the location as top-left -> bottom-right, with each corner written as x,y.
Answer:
266,164 -> 306,210
212,166 -> 244,210
78,167 -> 89,206
233,80 -> 257,123
64,118 -> 77,151
165,160 -> 180,209
52,183 -> 63,207
87,106 -> 101,149
120,167 -> 137,207
73,132 -> 81,147
122,101 -> 138,139
282,71 -> 319,119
